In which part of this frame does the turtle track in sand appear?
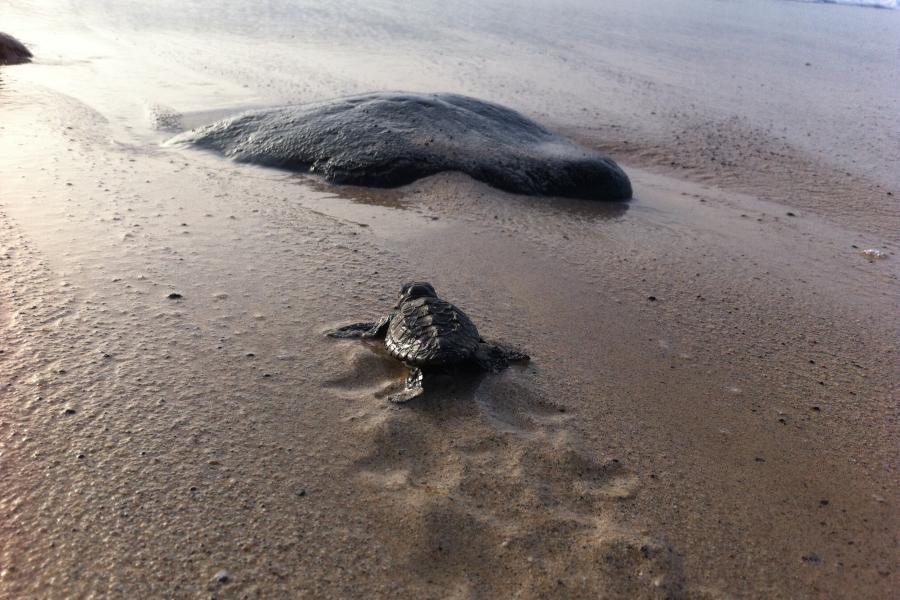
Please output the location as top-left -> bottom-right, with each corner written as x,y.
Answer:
327,344 -> 721,599
169,92 -> 632,202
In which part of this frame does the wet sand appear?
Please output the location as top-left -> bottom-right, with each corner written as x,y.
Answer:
1,0 -> 899,598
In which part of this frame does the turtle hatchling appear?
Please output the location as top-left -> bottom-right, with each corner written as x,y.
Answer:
327,282 -> 529,403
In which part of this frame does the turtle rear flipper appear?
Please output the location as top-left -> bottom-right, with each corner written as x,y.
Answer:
388,367 -> 425,404
475,342 -> 529,372
326,315 -> 392,339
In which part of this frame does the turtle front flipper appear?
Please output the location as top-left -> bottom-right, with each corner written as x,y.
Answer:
474,342 -> 530,372
326,314 -> 393,339
388,367 -> 425,404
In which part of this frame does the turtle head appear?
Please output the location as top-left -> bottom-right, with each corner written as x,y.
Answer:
396,281 -> 437,307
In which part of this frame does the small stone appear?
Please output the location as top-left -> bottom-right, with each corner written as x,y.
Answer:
786,211 -> 796,217
801,553 -> 821,564
819,499 -> 829,507
213,569 -> 230,584
647,296 -> 657,302
64,408 -> 77,415
296,488 -> 307,497
167,292 -> 183,299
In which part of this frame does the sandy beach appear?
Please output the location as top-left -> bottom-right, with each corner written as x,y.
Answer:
1,0 -> 898,598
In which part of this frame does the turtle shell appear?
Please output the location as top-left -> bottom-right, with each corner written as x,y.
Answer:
385,296 -> 482,366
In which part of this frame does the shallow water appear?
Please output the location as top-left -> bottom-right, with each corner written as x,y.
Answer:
1,0 -> 898,598
796,0 -> 897,8
6,0 -> 899,238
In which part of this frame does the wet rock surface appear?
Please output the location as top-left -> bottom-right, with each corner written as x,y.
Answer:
0,33 -> 32,65
172,92 -> 632,201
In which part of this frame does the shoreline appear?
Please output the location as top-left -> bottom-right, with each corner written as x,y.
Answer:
1,82 -> 897,596
1,0 -> 898,596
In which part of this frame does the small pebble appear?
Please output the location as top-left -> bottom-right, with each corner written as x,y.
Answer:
647,296 -> 657,302
213,569 -> 230,584
167,292 -> 183,299
801,553 -> 821,564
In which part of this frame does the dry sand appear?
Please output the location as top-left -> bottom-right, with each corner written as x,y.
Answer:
1,0 -> 898,598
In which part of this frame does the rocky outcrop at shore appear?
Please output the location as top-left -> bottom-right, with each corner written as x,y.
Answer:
171,92 -> 632,201
0,33 -> 32,65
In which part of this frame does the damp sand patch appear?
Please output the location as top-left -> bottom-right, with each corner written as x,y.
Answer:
169,92 -> 632,201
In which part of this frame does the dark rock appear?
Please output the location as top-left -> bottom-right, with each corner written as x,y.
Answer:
0,33 -> 32,66
171,92 -> 632,201
167,292 -> 183,299
801,553 -> 821,563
